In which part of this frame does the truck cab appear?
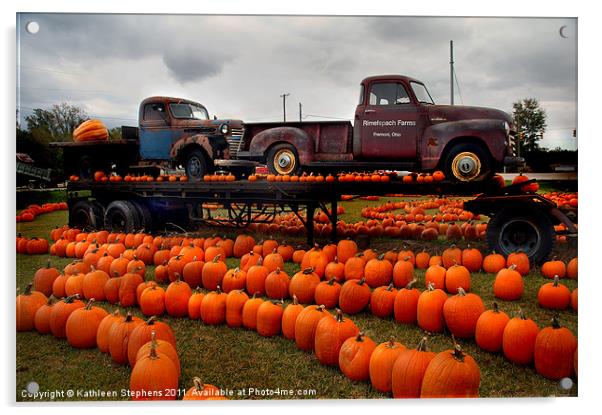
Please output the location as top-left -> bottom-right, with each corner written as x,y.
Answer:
135,96 -> 245,179
236,75 -> 523,181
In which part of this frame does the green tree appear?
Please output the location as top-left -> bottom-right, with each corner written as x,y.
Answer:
108,126 -> 122,140
512,98 -> 547,154
25,102 -> 88,141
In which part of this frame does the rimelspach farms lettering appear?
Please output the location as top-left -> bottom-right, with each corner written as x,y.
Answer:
362,120 -> 417,127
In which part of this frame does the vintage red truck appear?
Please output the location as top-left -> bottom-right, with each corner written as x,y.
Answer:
234,74 -> 524,181
52,96 -> 244,180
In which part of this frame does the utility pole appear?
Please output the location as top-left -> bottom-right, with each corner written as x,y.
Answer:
280,93 -> 290,122
450,40 -> 454,105
299,102 -> 302,122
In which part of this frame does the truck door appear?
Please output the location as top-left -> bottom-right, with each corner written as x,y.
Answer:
357,81 -> 418,159
139,103 -> 174,160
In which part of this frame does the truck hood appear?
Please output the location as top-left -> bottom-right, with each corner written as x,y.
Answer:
427,105 -> 513,129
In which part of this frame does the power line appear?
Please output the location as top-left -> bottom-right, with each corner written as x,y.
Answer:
17,105 -> 137,121
303,114 -> 348,120
453,67 -> 464,105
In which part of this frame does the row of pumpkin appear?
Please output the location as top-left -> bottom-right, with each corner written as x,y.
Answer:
17,286 -> 226,400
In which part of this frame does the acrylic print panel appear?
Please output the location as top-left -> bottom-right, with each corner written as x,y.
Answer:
16,13 -> 577,401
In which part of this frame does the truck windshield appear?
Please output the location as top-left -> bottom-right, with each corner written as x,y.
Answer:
169,103 -> 209,120
410,82 -> 434,104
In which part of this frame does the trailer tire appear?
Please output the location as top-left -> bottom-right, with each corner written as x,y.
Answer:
444,142 -> 492,182
131,200 -> 153,232
104,200 -> 141,233
486,207 -> 555,264
266,144 -> 301,176
70,200 -> 105,230
184,149 -> 209,181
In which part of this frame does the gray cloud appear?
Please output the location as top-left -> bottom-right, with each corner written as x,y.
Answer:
17,14 -> 577,149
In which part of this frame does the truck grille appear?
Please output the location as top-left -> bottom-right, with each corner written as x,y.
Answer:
227,127 -> 245,159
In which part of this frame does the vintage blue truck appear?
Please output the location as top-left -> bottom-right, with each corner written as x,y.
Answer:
52,96 -> 245,180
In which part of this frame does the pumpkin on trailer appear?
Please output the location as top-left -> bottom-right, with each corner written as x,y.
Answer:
391,337 -> 436,398
417,283 -> 448,333
443,288 -> 485,339
282,295 -> 304,340
257,300 -> 284,337
369,340 -> 406,393
73,119 -> 109,142
130,339 -> 179,400
33,261 -> 60,297
394,279 -> 420,325
420,340 -> 481,398
314,309 -> 359,366
493,265 -> 524,301
16,283 -> 48,332
183,377 -> 228,400
502,310 -> 539,365
537,276 -> 571,310
533,316 -> 577,380
370,284 -> 397,318
338,332 -> 377,382
294,304 -> 328,352
65,299 -> 108,348
475,303 -> 510,353
338,278 -> 371,315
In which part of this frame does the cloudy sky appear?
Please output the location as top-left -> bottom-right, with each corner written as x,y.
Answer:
17,14 -> 577,149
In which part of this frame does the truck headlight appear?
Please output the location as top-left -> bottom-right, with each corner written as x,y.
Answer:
220,124 -> 229,135
503,121 -> 510,137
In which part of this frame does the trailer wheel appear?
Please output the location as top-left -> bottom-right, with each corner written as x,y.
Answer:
486,207 -> 555,264
131,200 -> 153,232
184,149 -> 209,181
444,143 -> 492,182
70,200 -> 104,230
104,200 -> 141,233
267,144 -> 301,175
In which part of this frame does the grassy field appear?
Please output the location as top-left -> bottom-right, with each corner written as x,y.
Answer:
16,200 -> 578,401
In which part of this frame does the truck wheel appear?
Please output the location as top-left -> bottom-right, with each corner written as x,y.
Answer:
267,144 -> 301,176
70,200 -> 104,230
184,149 -> 209,181
486,207 -> 555,264
131,200 -> 153,232
104,200 -> 141,233
444,143 -> 491,182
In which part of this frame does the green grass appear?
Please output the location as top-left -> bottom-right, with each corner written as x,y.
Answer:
16,198 -> 578,401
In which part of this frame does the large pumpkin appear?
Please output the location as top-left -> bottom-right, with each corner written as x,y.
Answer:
391,337 -> 435,398
314,309 -> 359,366
534,316 -> 577,380
73,119 -> 109,142
420,343 -> 480,398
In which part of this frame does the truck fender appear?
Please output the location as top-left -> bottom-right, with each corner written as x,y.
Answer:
249,127 -> 314,165
170,134 -> 228,161
420,119 -> 507,170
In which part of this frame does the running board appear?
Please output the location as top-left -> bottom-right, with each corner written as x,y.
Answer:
305,161 -> 417,171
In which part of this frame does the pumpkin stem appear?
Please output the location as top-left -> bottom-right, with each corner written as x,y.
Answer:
84,298 -> 95,309
416,336 -> 429,352
377,253 -> 385,260
302,267 -> 315,275
450,335 -> 465,362
216,285 -> 222,294
457,287 -> 466,296
508,264 -> 517,271
335,308 -> 344,322
492,302 -> 500,313
23,283 -> 33,295
326,278 -> 336,286
213,254 -> 221,263
553,275 -> 560,287
146,315 -> 157,325
124,311 -> 133,322
426,282 -> 435,291
46,259 -> 52,269
387,283 -> 395,291
551,314 -> 561,329
257,257 -> 264,266
518,308 -> 527,320
292,295 -> 299,305
358,278 -> 366,286
193,377 -> 205,392
406,279 -> 418,289
355,332 -> 365,342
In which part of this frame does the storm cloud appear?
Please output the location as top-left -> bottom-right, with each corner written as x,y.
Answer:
17,14 -> 577,149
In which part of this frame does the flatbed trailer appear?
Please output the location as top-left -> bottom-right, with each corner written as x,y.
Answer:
66,177 -> 577,263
